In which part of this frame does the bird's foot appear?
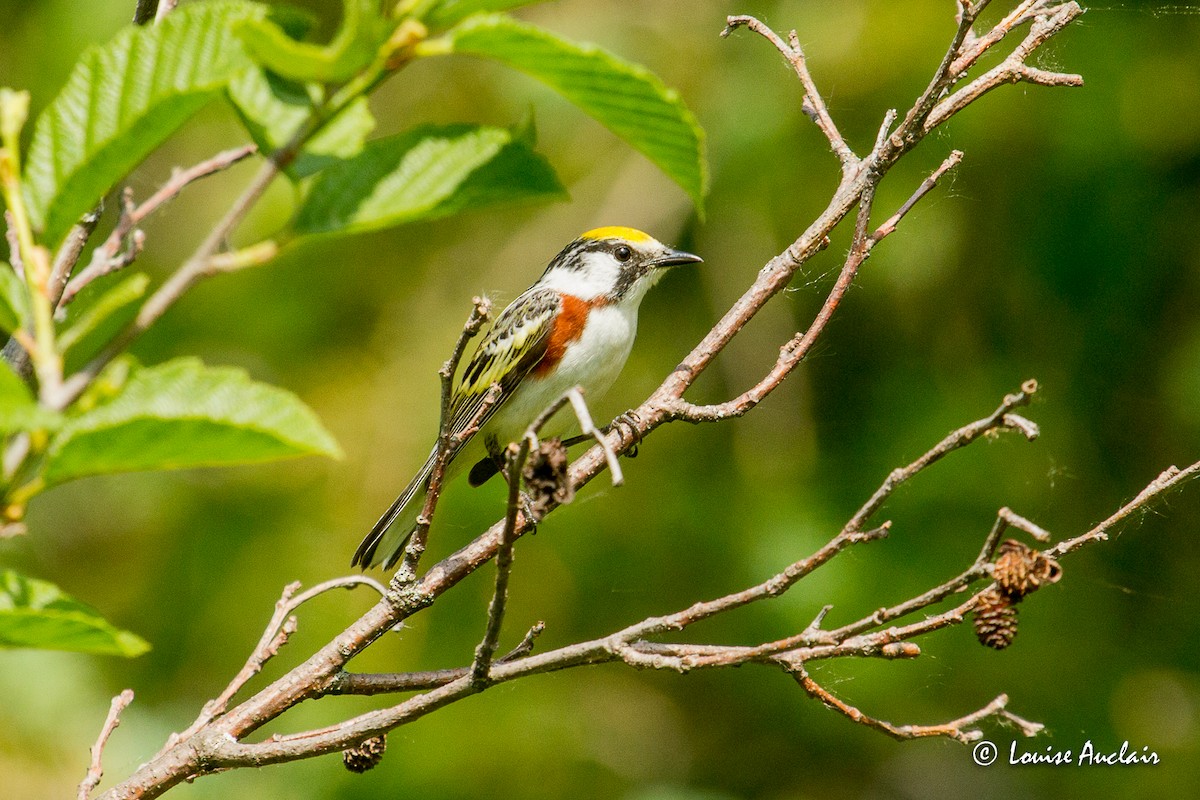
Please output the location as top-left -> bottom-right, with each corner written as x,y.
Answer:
607,410 -> 644,458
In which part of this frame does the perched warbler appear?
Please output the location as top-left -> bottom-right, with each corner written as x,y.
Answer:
353,227 -> 702,570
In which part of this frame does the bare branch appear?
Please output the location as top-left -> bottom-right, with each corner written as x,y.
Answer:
951,1 -> 1040,74
53,142 -> 278,410
870,149 -> 963,240
47,206 -> 103,306
999,506 -> 1052,543
124,438 -> 1184,776
77,689 -> 134,800
473,387 -> 621,684
439,297 -> 492,429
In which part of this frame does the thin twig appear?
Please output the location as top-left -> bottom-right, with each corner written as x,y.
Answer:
164,444 -> 1165,766
326,621 -> 545,696
47,206 -> 103,307
159,576 -> 386,756
53,141 -> 277,410
566,388 -> 623,486
470,432 -> 533,685
155,0 -> 178,24
77,689 -> 134,800
61,145 -> 257,307
926,3 -> 1085,130
390,299 -> 495,585
787,665 -> 1042,742
4,209 -> 22,277
670,151 -> 963,423
869,150 -> 963,241
723,16 -> 857,170
1050,461 -> 1200,557
844,379 -> 1038,533
440,297 -> 492,430
471,386 -> 621,683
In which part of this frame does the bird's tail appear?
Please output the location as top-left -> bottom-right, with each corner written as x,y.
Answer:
352,448 -> 438,570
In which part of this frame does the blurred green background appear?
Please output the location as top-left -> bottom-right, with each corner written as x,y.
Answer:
2,0 -> 1199,797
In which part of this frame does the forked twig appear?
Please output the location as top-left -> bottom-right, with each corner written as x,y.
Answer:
77,689 -> 134,800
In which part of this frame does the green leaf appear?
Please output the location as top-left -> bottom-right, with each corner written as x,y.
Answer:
0,361 -> 61,435
0,263 -> 30,335
23,0 -> 268,247
433,14 -> 707,212
0,570 -> 150,657
58,272 -> 149,370
422,0 -> 552,30
292,123 -> 565,236
234,0 -> 387,84
44,357 -> 341,486
226,68 -> 375,179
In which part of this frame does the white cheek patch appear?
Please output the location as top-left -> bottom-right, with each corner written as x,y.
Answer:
540,251 -> 621,300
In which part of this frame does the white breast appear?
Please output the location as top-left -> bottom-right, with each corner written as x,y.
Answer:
489,303 -> 638,444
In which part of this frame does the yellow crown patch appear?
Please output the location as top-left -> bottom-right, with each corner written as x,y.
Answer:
580,226 -> 653,243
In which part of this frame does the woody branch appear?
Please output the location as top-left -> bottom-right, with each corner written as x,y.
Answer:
96,3 -> 1109,796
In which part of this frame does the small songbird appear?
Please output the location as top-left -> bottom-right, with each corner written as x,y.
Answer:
353,227 -> 702,570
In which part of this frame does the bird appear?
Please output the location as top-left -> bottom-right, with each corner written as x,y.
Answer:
353,227 -> 702,570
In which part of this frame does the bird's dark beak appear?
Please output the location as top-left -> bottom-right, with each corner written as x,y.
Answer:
649,247 -> 703,268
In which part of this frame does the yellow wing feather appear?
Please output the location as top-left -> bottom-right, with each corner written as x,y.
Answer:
447,288 -> 560,442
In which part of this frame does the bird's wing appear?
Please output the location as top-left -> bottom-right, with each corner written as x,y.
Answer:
446,287 -> 561,451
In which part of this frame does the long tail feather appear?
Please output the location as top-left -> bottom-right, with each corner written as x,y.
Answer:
352,448 -> 438,569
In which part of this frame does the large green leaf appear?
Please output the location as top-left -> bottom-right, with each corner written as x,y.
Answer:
0,361 -> 61,435
44,357 -> 341,485
23,0 -> 267,247
292,123 -> 565,236
234,0 -> 387,84
0,570 -> 149,657
431,14 -> 707,211
422,0 -> 552,30
226,68 -> 375,178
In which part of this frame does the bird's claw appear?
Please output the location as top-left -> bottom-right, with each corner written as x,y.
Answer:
607,410 -> 643,458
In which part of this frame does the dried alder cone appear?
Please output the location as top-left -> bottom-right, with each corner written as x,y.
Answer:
973,539 -> 1063,649
974,590 -> 1020,650
994,538 -> 1063,599
522,438 -> 574,517
342,734 -> 387,773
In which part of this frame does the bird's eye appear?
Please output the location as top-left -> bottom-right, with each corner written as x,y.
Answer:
614,245 -> 633,263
